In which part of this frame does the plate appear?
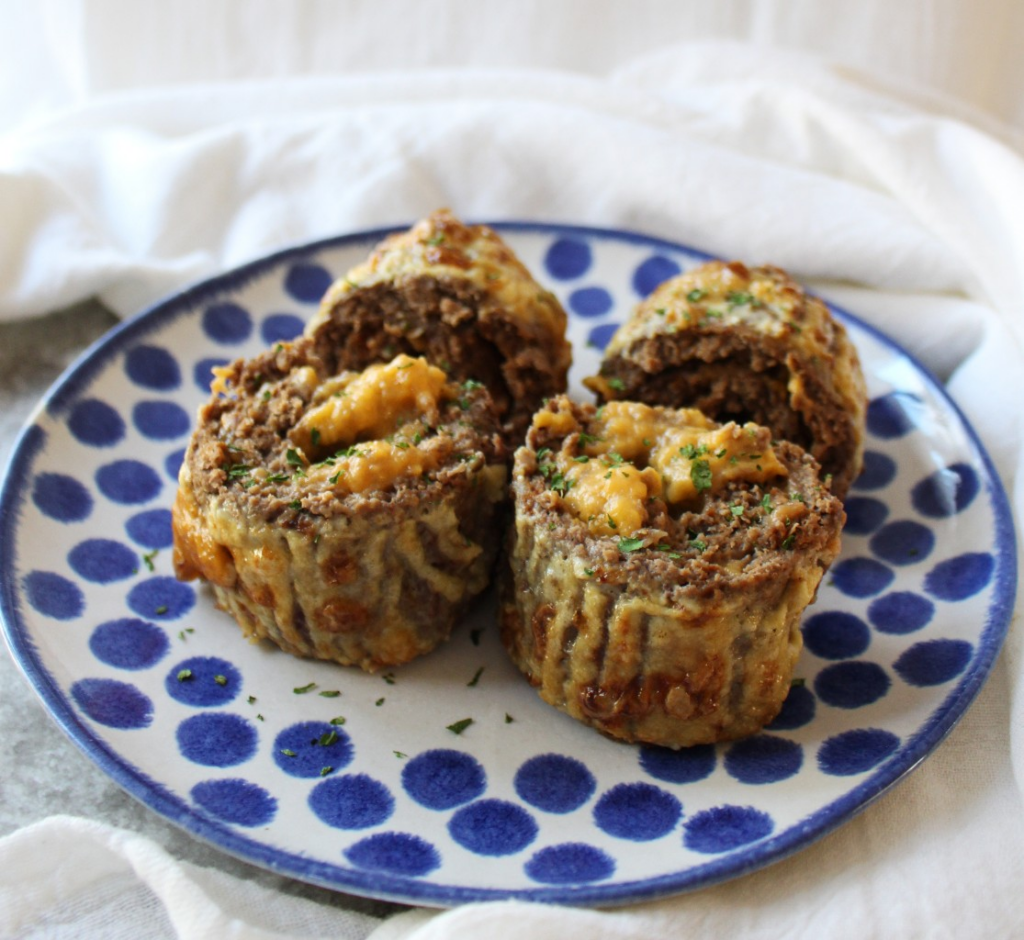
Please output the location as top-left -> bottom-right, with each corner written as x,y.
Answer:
0,223 -> 1015,907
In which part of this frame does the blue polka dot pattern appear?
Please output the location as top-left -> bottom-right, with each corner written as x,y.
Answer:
893,639 -> 973,687
164,448 -> 186,482
683,806 -> 774,854
344,833 -> 441,877
814,662 -> 891,709
924,553 -> 995,601
724,735 -> 803,785
514,754 -> 595,814
191,778 -> 277,827
310,774 -> 394,830
401,749 -> 485,810
802,611 -> 870,660
587,322 -> 620,351
818,729 -> 900,776
284,263 -> 333,303
22,571 -> 85,620
68,399 -> 125,448
68,538 -> 137,583
912,463 -> 979,518
593,783 -> 681,840
96,460 -> 162,505
89,618 -> 169,670
127,577 -> 195,620
639,744 -> 716,784
544,238 -> 592,280
177,713 -> 257,767
867,592 -> 935,635
166,657 -> 242,707
133,401 -> 191,441
767,684 -> 816,731
448,800 -> 538,856
830,557 -> 895,598
261,313 -> 305,344
274,721 -> 354,779
202,302 -> 252,344
525,843 -> 615,885
124,346 -> 181,391
869,520 -> 935,566
851,450 -> 897,491
71,678 -> 153,729
568,287 -> 613,318
632,255 -> 682,297
843,496 -> 888,536
193,357 -> 230,392
1,224 -> 1013,906
125,508 -> 174,549
32,473 -> 93,523
866,392 -> 922,439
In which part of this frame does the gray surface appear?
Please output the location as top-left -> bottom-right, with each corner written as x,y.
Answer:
0,300 -> 404,921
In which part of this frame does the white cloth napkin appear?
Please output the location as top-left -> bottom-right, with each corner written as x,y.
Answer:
2,40 -> 1023,940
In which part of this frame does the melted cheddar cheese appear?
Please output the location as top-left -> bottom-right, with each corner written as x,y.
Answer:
536,401 -> 787,538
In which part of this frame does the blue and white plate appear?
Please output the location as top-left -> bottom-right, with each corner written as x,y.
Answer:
0,223 -> 1015,907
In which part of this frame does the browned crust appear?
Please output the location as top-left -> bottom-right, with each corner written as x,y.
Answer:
499,396 -> 845,748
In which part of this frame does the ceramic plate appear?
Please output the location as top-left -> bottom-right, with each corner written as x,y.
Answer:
0,223 -> 1015,907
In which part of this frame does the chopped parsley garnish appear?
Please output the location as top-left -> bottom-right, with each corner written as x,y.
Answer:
656,544 -> 682,559
679,442 -> 708,460
375,697 -> 385,706
505,713 -> 514,724
394,751 -> 408,759
264,472 -> 290,483
177,669 -> 193,682
583,567 -> 595,577
226,464 -> 251,479
790,677 -> 806,688
607,377 -> 626,392
280,749 -> 297,758
155,605 -> 168,615
310,427 -> 321,447
289,500 -> 302,511
467,667 -> 485,687
618,537 -> 645,553
447,718 -> 474,735
247,695 -> 257,704
318,730 -> 339,747
689,535 -> 707,553
320,766 -> 333,776
142,549 -> 158,572
761,494 -> 774,511
790,492 -> 807,504
293,682 -> 317,694
426,234 -> 445,246
730,504 -> 744,517
382,673 -> 396,685
214,674 -> 227,686
781,533 -> 796,550
319,690 -> 341,698
686,288 -> 707,302
690,458 -> 713,492
285,448 -> 304,467
726,290 -> 757,307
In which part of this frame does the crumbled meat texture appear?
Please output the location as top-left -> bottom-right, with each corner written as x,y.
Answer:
310,275 -> 566,443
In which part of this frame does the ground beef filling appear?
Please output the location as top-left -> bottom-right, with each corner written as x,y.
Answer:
310,274 -> 564,442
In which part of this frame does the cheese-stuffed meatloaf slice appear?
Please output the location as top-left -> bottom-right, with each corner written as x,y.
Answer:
173,352 -> 507,672
500,396 -> 845,748
304,209 -> 572,443
584,261 -> 866,499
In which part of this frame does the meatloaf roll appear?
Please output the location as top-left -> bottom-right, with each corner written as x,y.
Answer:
584,260 -> 866,499
303,209 -> 572,443
173,352 -> 508,672
500,395 -> 845,748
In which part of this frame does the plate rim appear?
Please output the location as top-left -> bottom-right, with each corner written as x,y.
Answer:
0,220 -> 1017,907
